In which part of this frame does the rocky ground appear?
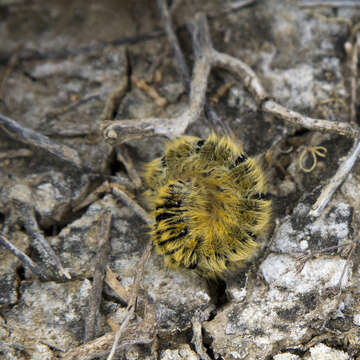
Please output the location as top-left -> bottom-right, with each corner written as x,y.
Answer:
0,0 -> 360,359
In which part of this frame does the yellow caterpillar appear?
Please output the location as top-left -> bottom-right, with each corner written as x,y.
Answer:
143,133 -> 271,278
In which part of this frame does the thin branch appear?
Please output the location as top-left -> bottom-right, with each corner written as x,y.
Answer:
309,139 -> 360,217
0,113 -> 83,169
262,100 -> 359,138
225,0 -> 257,10
102,14 -> 360,144
61,321 -> 155,360
111,185 -> 153,225
85,211 -> 112,342
188,14 -> 234,136
46,95 -> 101,121
0,233 -> 49,281
128,240 -> 153,309
0,149 -> 32,160
100,67 -> 129,122
0,51 -> 19,100
346,32 -> 360,124
211,49 -> 268,103
72,179 -> 136,213
296,241 -> 353,273
299,1 -> 360,8
337,240 -> 356,289
157,0 -> 191,90
21,206 -> 71,279
116,146 -> 142,189
131,75 -> 167,107
0,31 -> 164,64
105,239 -> 153,359
191,317 -> 212,360
208,0 -> 258,17
105,266 -> 130,303
101,49 -> 210,143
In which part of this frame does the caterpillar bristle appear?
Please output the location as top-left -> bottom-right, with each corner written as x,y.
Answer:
143,133 -> 272,278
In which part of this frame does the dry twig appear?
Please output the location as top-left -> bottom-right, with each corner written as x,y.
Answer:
131,75 -> 167,108
101,15 -> 211,144
0,52 -> 19,101
85,210 -> 112,342
116,146 -> 142,188
0,149 -> 32,160
156,0 -> 191,89
0,31 -> 164,64
102,14 -> 360,145
24,209 -> 71,280
191,317 -> 212,360
299,0 -> 360,7
111,184 -> 153,225
105,266 -> 130,303
61,315 -> 156,360
210,81 -> 234,106
7,189 -> 70,280
0,233 -> 48,281
345,32 -> 360,124
262,100 -> 359,138
71,181 -> 135,213
310,139 -> 360,217
100,75 -> 129,122
0,113 -> 83,169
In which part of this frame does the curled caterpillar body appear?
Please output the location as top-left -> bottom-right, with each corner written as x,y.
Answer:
143,133 -> 271,278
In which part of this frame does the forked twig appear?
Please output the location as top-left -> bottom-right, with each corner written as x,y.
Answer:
102,14 -> 360,144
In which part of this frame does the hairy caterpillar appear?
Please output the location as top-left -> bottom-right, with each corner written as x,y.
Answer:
143,133 -> 271,278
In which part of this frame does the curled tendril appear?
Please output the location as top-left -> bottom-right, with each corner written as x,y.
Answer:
299,146 -> 327,173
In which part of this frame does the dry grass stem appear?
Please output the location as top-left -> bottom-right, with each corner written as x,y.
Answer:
106,305 -> 135,360
210,81 -> 234,106
105,266 -> 130,303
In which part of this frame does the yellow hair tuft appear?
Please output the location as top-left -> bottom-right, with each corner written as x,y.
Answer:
143,133 -> 271,278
